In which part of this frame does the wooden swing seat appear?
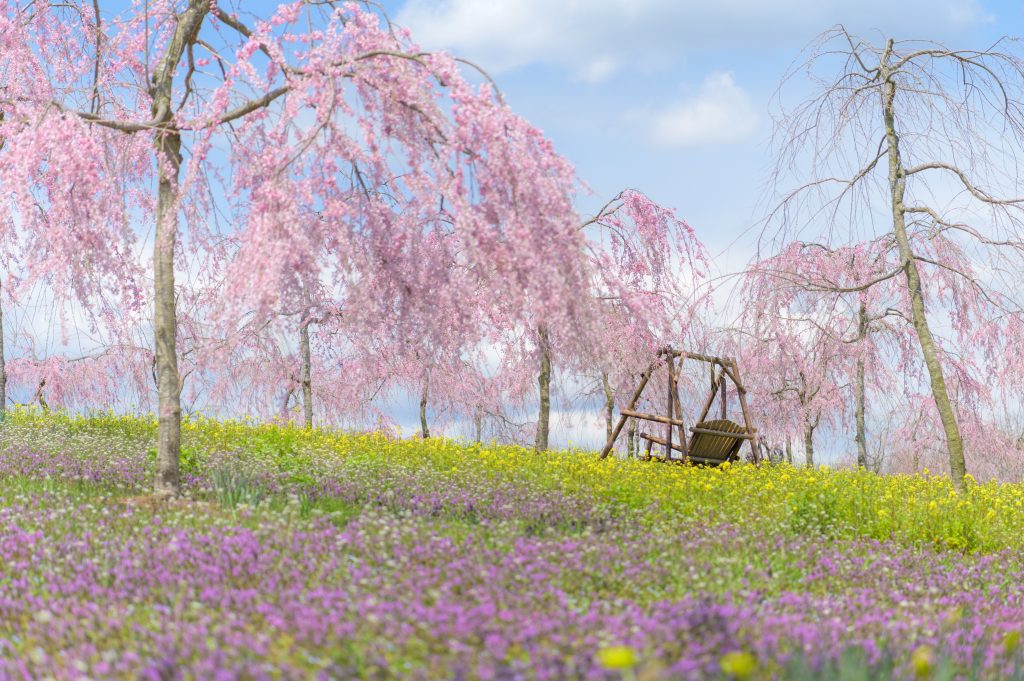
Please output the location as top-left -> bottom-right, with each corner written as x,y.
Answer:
637,418 -> 749,465
688,418 -> 749,464
599,347 -> 761,464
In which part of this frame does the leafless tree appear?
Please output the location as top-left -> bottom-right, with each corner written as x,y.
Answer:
764,27 -> 1024,491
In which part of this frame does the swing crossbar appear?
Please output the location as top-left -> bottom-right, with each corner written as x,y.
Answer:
620,408 -> 684,427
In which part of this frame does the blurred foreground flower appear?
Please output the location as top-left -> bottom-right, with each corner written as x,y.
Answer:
911,645 -> 934,678
597,645 -> 637,670
720,650 -> 757,679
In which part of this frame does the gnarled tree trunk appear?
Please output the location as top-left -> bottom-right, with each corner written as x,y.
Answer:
152,1 -> 209,497
880,43 -> 966,491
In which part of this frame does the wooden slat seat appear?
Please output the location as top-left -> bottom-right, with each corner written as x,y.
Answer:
688,419 -> 747,464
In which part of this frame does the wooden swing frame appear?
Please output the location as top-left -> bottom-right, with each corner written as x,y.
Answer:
599,347 -> 761,464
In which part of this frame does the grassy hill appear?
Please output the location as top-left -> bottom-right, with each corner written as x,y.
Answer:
0,408 -> 1022,679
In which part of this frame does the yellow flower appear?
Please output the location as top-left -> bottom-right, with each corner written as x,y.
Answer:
1003,630 -> 1021,656
596,645 -> 637,670
911,645 -> 934,678
719,651 -> 757,679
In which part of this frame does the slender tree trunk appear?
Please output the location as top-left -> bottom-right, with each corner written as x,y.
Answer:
419,371 -> 430,439
0,122 -> 6,422
804,423 -> 814,467
855,303 -> 869,469
627,420 -> 637,458
281,388 -> 294,419
535,327 -> 551,451
0,286 -> 6,422
299,311 -> 313,430
474,408 -> 483,444
785,434 -> 793,464
881,43 -> 967,491
151,2 -> 208,497
601,371 -> 614,442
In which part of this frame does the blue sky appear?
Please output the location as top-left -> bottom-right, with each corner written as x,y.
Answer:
381,0 -> 1021,277
370,0 -> 1024,447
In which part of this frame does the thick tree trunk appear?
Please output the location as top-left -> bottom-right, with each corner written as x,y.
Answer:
153,132 -> 183,497
419,372 -> 430,439
535,327 -> 551,451
881,44 -> 967,491
803,423 -> 815,467
151,2 -> 208,497
601,371 -> 614,442
299,312 -> 313,430
855,303 -> 869,469
627,420 -> 637,458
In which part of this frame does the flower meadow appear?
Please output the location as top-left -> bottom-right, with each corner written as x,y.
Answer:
3,411 -> 1024,678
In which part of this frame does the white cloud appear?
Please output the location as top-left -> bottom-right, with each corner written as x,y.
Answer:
649,72 -> 758,148
580,55 -> 619,83
397,0 -> 992,79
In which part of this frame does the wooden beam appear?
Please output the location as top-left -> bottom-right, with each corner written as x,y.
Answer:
599,360 -> 657,458
620,409 -> 683,426
672,366 -> 688,458
719,362 -> 746,393
720,374 -> 727,419
730,359 -> 761,463
639,432 -> 685,454
665,350 -> 734,366
665,354 -> 675,459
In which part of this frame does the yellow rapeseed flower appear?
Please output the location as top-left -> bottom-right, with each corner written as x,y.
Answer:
1003,630 -> 1021,656
911,645 -> 934,678
596,645 -> 637,670
719,651 -> 757,679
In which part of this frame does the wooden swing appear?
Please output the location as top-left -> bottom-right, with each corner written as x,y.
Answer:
599,347 -> 761,464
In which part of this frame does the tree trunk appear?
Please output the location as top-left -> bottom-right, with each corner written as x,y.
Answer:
0,286 -> 6,422
627,420 -> 637,458
474,408 -> 483,444
281,388 -> 294,419
0,121 -> 5,423
855,303 -> 869,469
534,327 -> 551,451
419,371 -> 430,439
299,311 -> 313,430
153,131 -> 183,496
32,379 -> 47,411
785,434 -> 792,464
601,371 -> 614,442
881,42 -> 967,491
151,2 -> 209,497
803,423 -> 814,467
